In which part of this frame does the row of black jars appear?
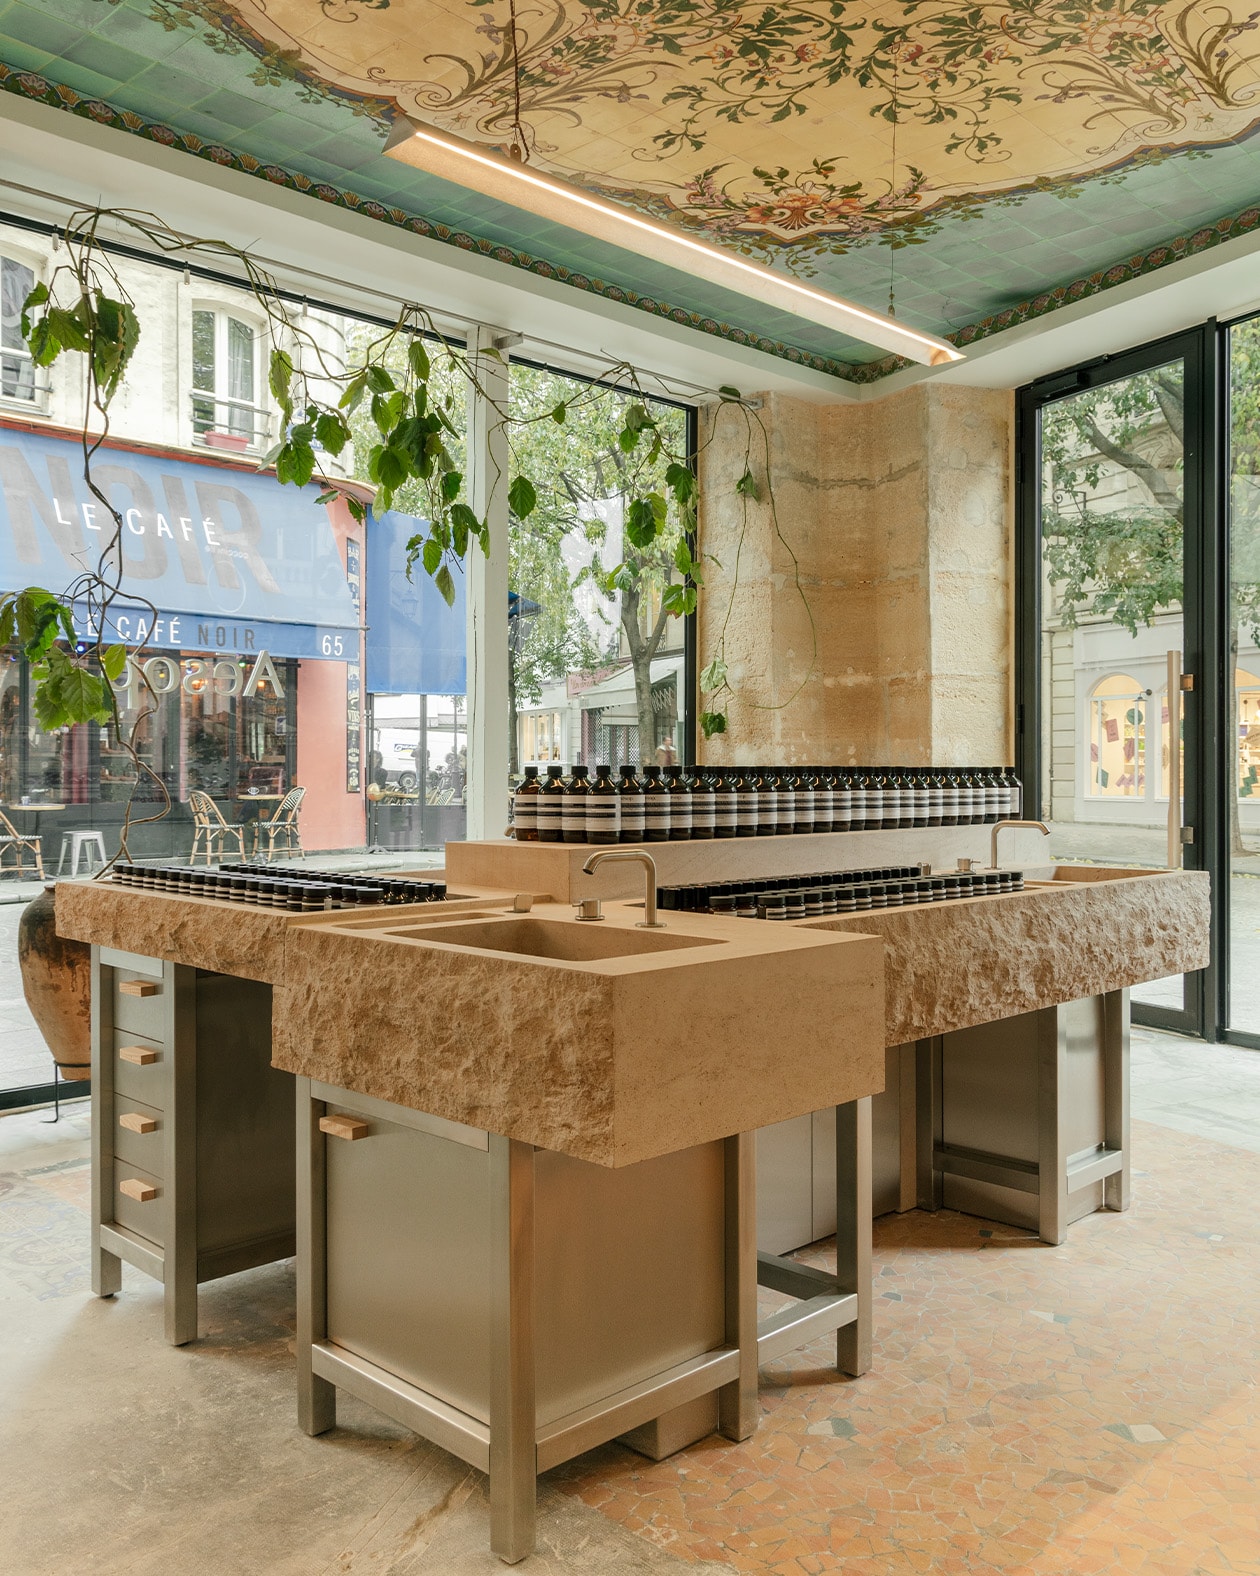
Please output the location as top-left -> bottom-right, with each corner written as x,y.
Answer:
743,869 -> 1024,920
219,864 -> 446,905
112,863 -> 447,909
657,865 -> 922,913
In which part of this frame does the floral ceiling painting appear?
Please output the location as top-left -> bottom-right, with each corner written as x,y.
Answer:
230,0 -> 1260,267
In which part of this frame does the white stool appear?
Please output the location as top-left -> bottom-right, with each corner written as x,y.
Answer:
57,831 -> 108,876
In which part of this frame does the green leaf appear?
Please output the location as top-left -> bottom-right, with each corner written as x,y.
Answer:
665,461 -> 697,503
550,402 -> 567,424
674,538 -> 694,577
339,371 -> 368,413
717,385 -> 743,402
700,710 -> 728,738
314,410 -> 349,455
700,657 -> 729,693
365,364 -> 395,394
314,488 -> 340,506
275,438 -> 316,488
269,348 -> 294,413
434,564 -> 456,607
407,337 -> 431,381
91,295 -> 141,401
735,468 -> 761,501
100,643 -> 128,682
508,475 -> 537,519
422,537 -> 443,577
19,280 -> 48,341
440,469 -> 463,503
0,599 -> 14,649
625,496 -> 663,550
31,647 -> 110,728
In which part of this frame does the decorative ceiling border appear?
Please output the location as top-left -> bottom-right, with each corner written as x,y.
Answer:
0,59 -> 868,383
3,58 -> 1260,386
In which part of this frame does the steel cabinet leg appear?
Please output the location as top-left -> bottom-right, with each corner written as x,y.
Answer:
164,964 -> 198,1346
719,1133 -> 758,1441
1037,1006 -> 1069,1246
489,1137 -> 536,1565
296,1079 -> 336,1436
1103,989 -> 1131,1214
835,1098 -> 872,1378
90,952 -> 122,1299
915,1039 -> 943,1211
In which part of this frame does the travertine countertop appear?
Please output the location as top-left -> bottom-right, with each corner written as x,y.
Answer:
274,901 -> 885,1167
797,866 -> 1210,1046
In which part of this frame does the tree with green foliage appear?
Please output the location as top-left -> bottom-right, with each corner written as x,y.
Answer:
508,367 -> 694,764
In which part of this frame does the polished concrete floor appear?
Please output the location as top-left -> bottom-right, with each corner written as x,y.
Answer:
0,1030 -> 1257,1575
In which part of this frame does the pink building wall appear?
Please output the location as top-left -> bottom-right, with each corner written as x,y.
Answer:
295,494 -> 366,852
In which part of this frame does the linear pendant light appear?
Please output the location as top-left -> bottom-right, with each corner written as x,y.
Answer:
383,117 -> 963,369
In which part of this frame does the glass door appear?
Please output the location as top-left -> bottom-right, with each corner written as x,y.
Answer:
1030,343 -> 1201,1034
1226,317 -> 1260,1040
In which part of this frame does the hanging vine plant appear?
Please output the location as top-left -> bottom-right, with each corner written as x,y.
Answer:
10,204 -> 816,851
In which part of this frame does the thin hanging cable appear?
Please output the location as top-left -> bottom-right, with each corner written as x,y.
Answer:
507,0 -> 529,164
888,51 -> 900,319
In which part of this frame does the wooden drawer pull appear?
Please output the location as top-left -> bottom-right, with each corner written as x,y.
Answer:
320,1115 -> 370,1142
118,979 -> 160,998
118,1177 -> 157,1202
119,1111 -> 158,1134
118,1045 -> 159,1066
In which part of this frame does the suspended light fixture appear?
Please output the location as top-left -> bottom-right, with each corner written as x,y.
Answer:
383,118 -> 962,368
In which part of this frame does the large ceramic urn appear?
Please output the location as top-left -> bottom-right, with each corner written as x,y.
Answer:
18,884 -> 91,1080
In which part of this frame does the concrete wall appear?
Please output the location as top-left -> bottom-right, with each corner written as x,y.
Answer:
697,383 -> 1013,768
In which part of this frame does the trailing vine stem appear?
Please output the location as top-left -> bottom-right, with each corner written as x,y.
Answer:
13,203 -> 818,841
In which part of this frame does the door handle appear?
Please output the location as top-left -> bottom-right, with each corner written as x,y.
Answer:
1166,649 -> 1182,870
319,1114 -> 370,1142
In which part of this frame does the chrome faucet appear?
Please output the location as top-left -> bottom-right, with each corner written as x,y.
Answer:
990,819 -> 1050,869
581,849 -> 664,928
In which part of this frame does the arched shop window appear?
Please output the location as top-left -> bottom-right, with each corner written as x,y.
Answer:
1088,674 -> 1147,797
191,306 -> 266,448
1236,667 -> 1260,799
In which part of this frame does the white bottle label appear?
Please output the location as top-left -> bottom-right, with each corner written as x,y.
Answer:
815,784 -> 834,829
883,786 -> 901,828
537,794 -> 563,837
851,786 -> 868,826
562,797 -> 589,838
793,787 -> 811,830
644,794 -> 671,835
513,793 -> 537,833
736,788 -> 759,831
618,794 -> 645,838
833,784 -> 852,826
714,794 -> 738,831
759,786 -> 778,833
690,793 -> 715,835
585,797 -> 620,838
669,794 -> 692,833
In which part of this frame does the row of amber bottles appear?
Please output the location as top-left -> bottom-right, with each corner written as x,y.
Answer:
511,764 -> 1022,844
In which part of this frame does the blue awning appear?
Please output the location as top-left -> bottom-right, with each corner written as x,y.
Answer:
0,427 -> 359,655
365,508 -> 466,695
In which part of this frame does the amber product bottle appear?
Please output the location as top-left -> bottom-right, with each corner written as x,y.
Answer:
753,765 -> 775,836
712,767 -> 739,838
814,766 -> 836,835
586,763 -> 620,844
982,768 -> 1002,824
957,768 -> 976,826
561,764 -> 591,844
664,764 -> 692,840
941,768 -> 961,827
512,765 -> 541,841
536,765 -> 565,842
689,767 -> 716,839
791,765 -> 814,834
832,768 -> 853,833
617,764 -> 645,842
642,765 -> 670,842
925,768 -> 945,827
733,765 -> 757,837
849,768 -> 869,832
909,769 -> 929,828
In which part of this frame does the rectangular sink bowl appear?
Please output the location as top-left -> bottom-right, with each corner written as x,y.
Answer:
393,917 -> 724,962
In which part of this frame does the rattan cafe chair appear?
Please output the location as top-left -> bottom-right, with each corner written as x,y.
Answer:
0,810 -> 45,879
188,790 -> 247,866
253,785 -> 306,861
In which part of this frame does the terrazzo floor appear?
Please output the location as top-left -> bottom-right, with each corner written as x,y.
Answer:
0,1033 -> 1256,1575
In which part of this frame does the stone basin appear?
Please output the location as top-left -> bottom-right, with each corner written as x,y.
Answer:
385,916 -> 723,962
1021,864 -> 1166,887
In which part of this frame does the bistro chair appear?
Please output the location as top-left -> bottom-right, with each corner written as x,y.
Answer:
253,785 -> 306,861
0,810 -> 45,879
187,790 -> 247,866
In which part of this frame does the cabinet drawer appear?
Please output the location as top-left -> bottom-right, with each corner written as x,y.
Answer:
112,1160 -> 164,1247
112,1030 -> 168,1107
112,1095 -> 164,1175
112,968 -> 166,1037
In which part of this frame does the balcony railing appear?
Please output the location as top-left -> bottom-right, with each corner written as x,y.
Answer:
188,388 -> 273,452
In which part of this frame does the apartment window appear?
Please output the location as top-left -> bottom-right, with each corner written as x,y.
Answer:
1,255 -> 37,403
191,307 -> 265,448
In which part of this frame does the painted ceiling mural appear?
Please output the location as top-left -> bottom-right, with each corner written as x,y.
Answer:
4,0 -> 1260,377
225,0 -> 1260,266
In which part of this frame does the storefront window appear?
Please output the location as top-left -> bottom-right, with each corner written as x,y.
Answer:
507,363 -> 692,774
1088,674 -> 1147,797
1237,668 -> 1260,799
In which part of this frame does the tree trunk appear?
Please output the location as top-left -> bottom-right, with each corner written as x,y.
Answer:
620,577 -> 656,765
507,646 -> 519,776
